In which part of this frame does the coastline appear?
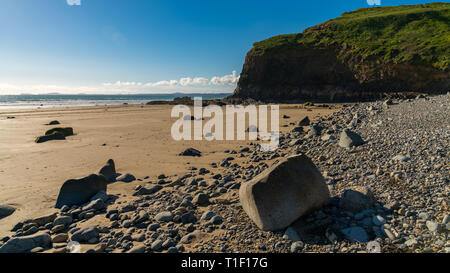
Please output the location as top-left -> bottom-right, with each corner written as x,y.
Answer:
0,103 -> 338,236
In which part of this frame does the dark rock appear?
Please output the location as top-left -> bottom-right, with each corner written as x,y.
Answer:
45,127 -> 74,137
179,148 -> 202,157
35,133 -> 66,143
133,184 -> 162,196
98,159 -> 117,182
0,205 -> 15,219
55,174 -> 107,209
46,120 -> 60,125
299,116 -> 310,126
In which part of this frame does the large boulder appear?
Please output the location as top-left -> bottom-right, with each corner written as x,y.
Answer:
0,205 -> 15,220
98,159 -> 117,182
0,232 -> 51,253
239,154 -> 330,231
55,174 -> 107,209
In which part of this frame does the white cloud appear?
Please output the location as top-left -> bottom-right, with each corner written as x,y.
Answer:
210,71 -> 240,85
0,71 -> 240,94
67,0 -> 81,6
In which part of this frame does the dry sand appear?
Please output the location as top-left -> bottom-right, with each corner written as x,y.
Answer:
0,103 -> 338,236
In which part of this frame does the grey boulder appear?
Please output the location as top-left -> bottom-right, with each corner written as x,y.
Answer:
239,154 -> 330,231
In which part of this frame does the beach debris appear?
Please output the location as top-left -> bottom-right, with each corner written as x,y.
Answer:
179,148 -> 201,157
239,154 -> 330,231
55,174 -> 107,208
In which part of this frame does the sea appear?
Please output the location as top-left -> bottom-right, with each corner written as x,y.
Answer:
0,93 -> 231,109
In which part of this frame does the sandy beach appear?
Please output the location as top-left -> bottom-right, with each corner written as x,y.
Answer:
0,103 -> 338,237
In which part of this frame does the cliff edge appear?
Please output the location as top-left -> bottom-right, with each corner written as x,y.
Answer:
232,3 -> 450,102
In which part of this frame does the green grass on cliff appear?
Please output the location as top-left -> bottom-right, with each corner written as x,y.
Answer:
253,3 -> 450,70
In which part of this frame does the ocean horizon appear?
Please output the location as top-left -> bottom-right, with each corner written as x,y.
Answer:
0,93 -> 231,109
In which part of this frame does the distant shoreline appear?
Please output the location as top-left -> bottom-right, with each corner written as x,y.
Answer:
0,93 -> 231,109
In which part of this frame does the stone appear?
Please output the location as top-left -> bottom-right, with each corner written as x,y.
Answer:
32,212 -> 58,226
0,205 -> 15,219
133,184 -> 162,196
55,174 -> 107,208
339,186 -> 375,212
82,198 -> 106,212
180,233 -> 196,244
90,190 -> 108,202
284,227 -> 301,241
70,226 -> 99,243
53,216 -> 73,226
426,221 -> 440,233
338,129 -> 364,148
35,133 -> 66,143
151,240 -> 163,251
0,232 -> 51,253
290,241 -> 304,253
51,233 -> 68,243
193,193 -> 209,206
155,211 -> 173,222
341,226 -> 369,243
321,134 -> 335,141
392,155 -> 410,162
239,154 -> 330,231
98,159 -> 117,182
372,215 -> 386,226
47,120 -> 60,125
45,127 -> 74,137
298,116 -> 310,126
201,211 -> 216,221
116,173 -> 136,183
179,148 -> 201,157
127,244 -> 146,253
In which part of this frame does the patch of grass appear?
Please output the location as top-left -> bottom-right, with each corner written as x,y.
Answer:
252,3 -> 450,70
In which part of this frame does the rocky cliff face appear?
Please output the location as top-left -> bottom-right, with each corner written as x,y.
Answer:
232,3 -> 450,102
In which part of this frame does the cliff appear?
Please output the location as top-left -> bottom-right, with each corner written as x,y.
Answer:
232,3 -> 450,102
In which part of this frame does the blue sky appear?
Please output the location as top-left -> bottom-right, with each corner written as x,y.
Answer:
0,0 -> 444,94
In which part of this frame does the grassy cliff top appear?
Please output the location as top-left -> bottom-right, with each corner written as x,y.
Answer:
252,3 -> 450,70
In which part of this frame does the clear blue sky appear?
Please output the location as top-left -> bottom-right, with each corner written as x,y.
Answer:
0,0 -> 444,94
